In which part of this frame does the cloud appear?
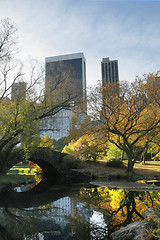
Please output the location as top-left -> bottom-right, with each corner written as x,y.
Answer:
0,0 -> 160,85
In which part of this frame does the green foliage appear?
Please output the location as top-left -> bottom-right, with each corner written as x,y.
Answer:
107,142 -> 122,160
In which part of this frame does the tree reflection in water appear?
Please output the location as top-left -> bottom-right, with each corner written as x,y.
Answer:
0,181 -> 160,239
77,187 -> 160,236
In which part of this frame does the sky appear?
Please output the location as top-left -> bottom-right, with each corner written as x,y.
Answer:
0,0 -> 160,86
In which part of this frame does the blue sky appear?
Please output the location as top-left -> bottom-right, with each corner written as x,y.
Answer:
0,0 -> 160,86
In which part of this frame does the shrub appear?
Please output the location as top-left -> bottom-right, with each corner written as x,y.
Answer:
62,141 -> 75,155
105,159 -> 125,168
62,155 -> 82,170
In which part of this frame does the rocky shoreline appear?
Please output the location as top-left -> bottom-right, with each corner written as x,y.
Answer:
110,208 -> 160,240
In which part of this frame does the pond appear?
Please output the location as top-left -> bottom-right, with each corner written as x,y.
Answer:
0,173 -> 160,240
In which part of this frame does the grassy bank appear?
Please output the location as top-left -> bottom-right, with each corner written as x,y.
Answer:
80,160 -> 160,178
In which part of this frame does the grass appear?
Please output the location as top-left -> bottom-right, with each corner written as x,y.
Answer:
81,160 -> 126,178
8,167 -> 38,175
81,160 -> 160,178
130,161 -> 160,176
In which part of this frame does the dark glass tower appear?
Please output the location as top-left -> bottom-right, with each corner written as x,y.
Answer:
45,52 -> 86,102
101,57 -> 119,96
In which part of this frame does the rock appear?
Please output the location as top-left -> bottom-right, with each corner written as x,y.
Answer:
143,208 -> 160,220
111,221 -> 150,240
66,169 -> 92,183
130,175 -> 144,181
107,173 -> 121,180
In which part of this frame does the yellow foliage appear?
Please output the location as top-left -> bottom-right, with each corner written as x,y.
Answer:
39,135 -> 54,149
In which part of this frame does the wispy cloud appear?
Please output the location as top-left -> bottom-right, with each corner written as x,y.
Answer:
0,0 -> 160,85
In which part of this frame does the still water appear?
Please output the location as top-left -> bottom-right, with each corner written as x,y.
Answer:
0,174 -> 160,240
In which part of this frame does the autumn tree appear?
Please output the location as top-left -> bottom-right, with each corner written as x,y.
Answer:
73,133 -> 107,161
0,18 -> 80,172
75,76 -> 160,173
135,73 -> 160,163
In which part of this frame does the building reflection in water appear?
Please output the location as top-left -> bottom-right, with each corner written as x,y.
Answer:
20,196 -> 105,240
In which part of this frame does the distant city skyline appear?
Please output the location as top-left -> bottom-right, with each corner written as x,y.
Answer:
1,0 -> 160,86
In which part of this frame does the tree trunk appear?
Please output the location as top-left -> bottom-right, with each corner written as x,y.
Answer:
140,143 -> 148,164
93,155 -> 97,162
141,154 -> 146,164
121,151 -> 124,161
127,151 -> 134,173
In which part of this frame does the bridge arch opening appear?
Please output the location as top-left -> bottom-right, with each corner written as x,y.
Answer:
7,157 -> 61,180
3,148 -> 65,178
6,160 -> 43,192
27,158 -> 61,177
8,160 -> 42,175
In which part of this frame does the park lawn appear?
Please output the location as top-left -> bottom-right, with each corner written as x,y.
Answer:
129,161 -> 160,176
81,160 -> 127,177
105,160 -> 160,176
82,160 -> 160,178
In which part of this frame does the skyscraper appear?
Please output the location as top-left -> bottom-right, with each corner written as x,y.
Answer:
101,57 -> 119,96
45,52 -> 86,102
41,53 -> 86,140
101,57 -> 119,85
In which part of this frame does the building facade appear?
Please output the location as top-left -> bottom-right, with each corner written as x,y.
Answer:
41,53 -> 86,140
40,109 -> 71,140
101,57 -> 119,97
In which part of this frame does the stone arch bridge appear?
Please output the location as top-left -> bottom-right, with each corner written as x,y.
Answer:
1,148 -> 67,176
